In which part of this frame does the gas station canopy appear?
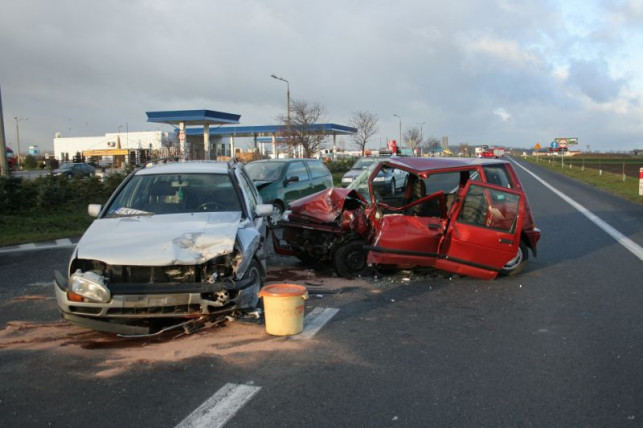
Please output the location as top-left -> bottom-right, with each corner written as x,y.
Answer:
145,109 -> 356,159
183,123 -> 357,138
146,109 -> 240,126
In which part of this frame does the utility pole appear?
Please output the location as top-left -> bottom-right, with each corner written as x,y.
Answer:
14,116 -> 28,169
0,85 -> 9,176
271,74 -> 291,158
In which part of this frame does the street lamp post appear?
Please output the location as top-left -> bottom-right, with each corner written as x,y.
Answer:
14,116 -> 27,169
393,114 -> 402,153
417,122 -> 425,155
271,74 -> 291,158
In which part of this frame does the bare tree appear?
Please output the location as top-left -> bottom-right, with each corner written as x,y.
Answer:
420,136 -> 440,156
458,143 -> 473,157
404,127 -> 423,151
277,99 -> 327,158
349,111 -> 378,156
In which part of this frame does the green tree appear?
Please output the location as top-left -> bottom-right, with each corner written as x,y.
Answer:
23,154 -> 39,170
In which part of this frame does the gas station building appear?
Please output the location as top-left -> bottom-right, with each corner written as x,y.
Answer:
53,109 -> 357,166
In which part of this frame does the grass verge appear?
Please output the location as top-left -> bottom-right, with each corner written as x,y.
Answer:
522,156 -> 642,204
0,206 -> 94,247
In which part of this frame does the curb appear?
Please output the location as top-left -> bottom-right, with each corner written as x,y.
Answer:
0,238 -> 79,254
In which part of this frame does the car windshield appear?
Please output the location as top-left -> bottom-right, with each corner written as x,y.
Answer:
347,161 -> 380,200
352,158 -> 376,170
59,163 -> 74,171
104,173 -> 241,216
245,162 -> 286,182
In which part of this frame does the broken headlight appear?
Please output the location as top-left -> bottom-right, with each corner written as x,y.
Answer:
69,270 -> 111,303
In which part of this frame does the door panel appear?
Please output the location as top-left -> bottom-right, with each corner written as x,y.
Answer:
283,161 -> 309,203
435,182 -> 522,279
367,215 -> 444,267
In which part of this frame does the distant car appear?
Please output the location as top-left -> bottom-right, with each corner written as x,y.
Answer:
52,162 -> 96,178
5,147 -> 17,169
53,160 -> 273,335
273,156 -> 541,279
341,157 -> 407,195
245,158 -> 333,223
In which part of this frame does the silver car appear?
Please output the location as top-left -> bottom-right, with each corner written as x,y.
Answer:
54,160 -> 272,335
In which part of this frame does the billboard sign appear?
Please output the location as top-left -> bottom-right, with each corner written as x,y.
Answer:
555,137 -> 578,145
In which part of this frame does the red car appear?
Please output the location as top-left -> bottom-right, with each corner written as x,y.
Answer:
5,147 -> 17,169
273,157 -> 541,280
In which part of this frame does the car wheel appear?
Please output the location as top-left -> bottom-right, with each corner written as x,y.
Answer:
237,258 -> 265,310
500,241 -> 529,276
333,239 -> 371,277
269,202 -> 284,225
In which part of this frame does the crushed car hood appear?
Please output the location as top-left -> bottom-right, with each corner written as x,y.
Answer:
75,212 -> 242,266
287,188 -> 367,223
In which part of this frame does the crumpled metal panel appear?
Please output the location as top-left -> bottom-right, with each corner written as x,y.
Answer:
75,212 -> 242,266
233,223 -> 262,279
288,187 -> 366,224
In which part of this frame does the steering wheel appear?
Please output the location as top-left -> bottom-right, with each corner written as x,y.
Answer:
197,201 -> 222,212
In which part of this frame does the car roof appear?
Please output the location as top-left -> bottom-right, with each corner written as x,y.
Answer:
248,158 -> 319,164
383,156 -> 509,172
135,161 -> 231,175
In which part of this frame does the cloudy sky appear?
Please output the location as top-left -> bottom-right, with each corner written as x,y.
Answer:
1,0 -> 642,153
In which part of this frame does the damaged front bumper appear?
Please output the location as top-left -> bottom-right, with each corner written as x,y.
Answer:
53,269 -> 259,335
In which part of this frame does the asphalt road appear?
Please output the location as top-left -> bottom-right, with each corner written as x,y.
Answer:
1,157 -> 642,427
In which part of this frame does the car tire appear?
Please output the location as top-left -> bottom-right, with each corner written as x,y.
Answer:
500,241 -> 529,276
333,239 -> 370,277
238,258 -> 265,310
269,202 -> 284,225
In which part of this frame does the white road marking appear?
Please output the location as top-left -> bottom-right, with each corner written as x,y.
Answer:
292,307 -> 340,340
511,159 -> 643,261
174,308 -> 338,426
175,383 -> 261,428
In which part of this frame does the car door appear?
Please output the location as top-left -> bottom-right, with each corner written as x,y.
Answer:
367,191 -> 447,268
434,181 -> 523,280
306,160 -> 333,193
236,168 -> 267,238
282,161 -> 311,204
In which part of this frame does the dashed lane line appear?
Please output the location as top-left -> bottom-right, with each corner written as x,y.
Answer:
175,307 -> 339,426
292,307 -> 340,340
175,383 -> 261,428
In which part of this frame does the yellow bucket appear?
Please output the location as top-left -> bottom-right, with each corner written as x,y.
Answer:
259,284 -> 308,336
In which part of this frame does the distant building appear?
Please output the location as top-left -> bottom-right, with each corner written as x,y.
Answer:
53,131 -> 179,166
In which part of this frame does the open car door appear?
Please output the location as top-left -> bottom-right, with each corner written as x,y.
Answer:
435,181 -> 523,280
366,192 -> 447,268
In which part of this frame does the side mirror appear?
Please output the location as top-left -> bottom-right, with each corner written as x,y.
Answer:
285,176 -> 299,185
88,204 -> 102,218
255,204 -> 273,217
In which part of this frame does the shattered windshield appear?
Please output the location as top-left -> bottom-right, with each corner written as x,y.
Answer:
104,173 -> 241,216
352,158 -> 377,170
347,161 -> 380,201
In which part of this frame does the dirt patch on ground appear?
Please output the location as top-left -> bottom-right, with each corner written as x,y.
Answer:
10,295 -> 49,302
0,264 -> 379,378
0,319 -> 310,378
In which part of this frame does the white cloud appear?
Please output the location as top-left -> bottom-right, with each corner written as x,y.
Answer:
0,0 -> 641,152
493,108 -> 512,122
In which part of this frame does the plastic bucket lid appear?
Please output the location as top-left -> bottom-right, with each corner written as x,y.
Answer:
259,284 -> 307,298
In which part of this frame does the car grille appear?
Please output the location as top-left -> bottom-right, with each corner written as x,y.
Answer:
106,305 -> 202,316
